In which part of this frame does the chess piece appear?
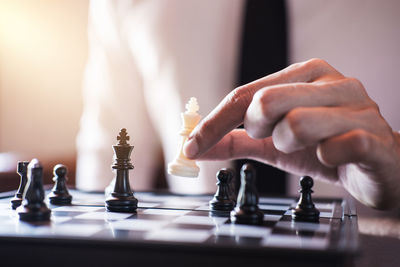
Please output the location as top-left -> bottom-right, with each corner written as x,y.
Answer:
292,176 -> 320,222
226,168 -> 237,204
230,164 -> 264,225
10,161 -> 29,209
48,164 -> 72,205
17,159 -> 51,222
168,97 -> 201,177
209,169 -> 235,211
106,128 -> 138,213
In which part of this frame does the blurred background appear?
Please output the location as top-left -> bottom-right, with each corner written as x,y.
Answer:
0,0 -> 88,189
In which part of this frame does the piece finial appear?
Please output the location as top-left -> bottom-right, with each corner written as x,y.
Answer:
28,158 -> 41,170
117,128 -> 130,145
185,97 -> 199,114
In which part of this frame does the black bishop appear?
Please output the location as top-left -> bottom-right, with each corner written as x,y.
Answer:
10,161 -> 29,209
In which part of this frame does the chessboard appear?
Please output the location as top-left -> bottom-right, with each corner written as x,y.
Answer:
0,189 -> 358,267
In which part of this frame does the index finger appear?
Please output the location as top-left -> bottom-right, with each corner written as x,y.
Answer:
183,58 -> 340,159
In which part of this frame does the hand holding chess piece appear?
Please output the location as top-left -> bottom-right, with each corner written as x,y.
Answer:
106,128 -> 138,213
168,97 -> 201,177
182,59 -> 400,210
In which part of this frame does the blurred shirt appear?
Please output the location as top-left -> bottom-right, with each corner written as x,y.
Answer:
76,0 -> 243,193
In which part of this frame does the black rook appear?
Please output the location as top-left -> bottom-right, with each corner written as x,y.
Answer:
10,161 -> 29,209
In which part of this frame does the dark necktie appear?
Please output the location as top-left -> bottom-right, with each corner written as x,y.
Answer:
235,0 -> 288,194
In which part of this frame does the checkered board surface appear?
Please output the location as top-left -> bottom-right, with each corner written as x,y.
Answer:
0,190 -> 358,254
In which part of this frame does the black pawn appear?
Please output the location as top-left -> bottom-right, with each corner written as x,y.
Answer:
230,164 -> 264,225
17,159 -> 51,222
48,164 -> 72,205
106,128 -> 138,212
209,169 -> 235,211
10,161 -> 29,209
292,176 -> 320,222
226,168 -> 237,204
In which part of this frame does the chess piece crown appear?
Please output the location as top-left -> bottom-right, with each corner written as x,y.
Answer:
181,97 -> 201,135
113,128 -> 134,170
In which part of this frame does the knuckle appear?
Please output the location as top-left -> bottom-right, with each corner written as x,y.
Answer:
342,77 -> 378,107
345,77 -> 364,90
344,77 -> 368,98
285,108 -> 309,145
305,58 -> 329,69
299,58 -> 334,81
366,99 -> 380,113
364,105 -> 380,117
253,89 -> 280,124
228,86 -> 253,108
350,129 -> 372,155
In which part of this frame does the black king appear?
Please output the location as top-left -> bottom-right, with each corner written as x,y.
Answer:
106,128 -> 138,212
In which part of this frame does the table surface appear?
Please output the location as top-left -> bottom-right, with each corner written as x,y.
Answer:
355,216 -> 400,267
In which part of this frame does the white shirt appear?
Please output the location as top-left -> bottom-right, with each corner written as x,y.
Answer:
76,0 -> 244,193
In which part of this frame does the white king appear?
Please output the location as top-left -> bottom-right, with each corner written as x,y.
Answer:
168,97 -> 202,177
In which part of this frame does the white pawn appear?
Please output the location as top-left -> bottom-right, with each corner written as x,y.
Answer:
168,97 -> 201,177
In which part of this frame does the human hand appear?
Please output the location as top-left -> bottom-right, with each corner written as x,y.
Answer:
184,58 -> 400,209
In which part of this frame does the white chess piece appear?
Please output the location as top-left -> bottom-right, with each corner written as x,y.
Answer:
168,97 -> 201,177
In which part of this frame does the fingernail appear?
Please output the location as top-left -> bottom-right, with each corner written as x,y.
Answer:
183,138 -> 199,158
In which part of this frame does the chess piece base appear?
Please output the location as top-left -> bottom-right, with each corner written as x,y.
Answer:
209,198 -> 235,211
168,159 -> 199,177
230,207 -> 264,225
17,206 -> 51,222
48,192 -> 72,205
209,210 -> 231,217
106,195 -> 138,213
292,208 -> 320,222
10,197 -> 23,210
